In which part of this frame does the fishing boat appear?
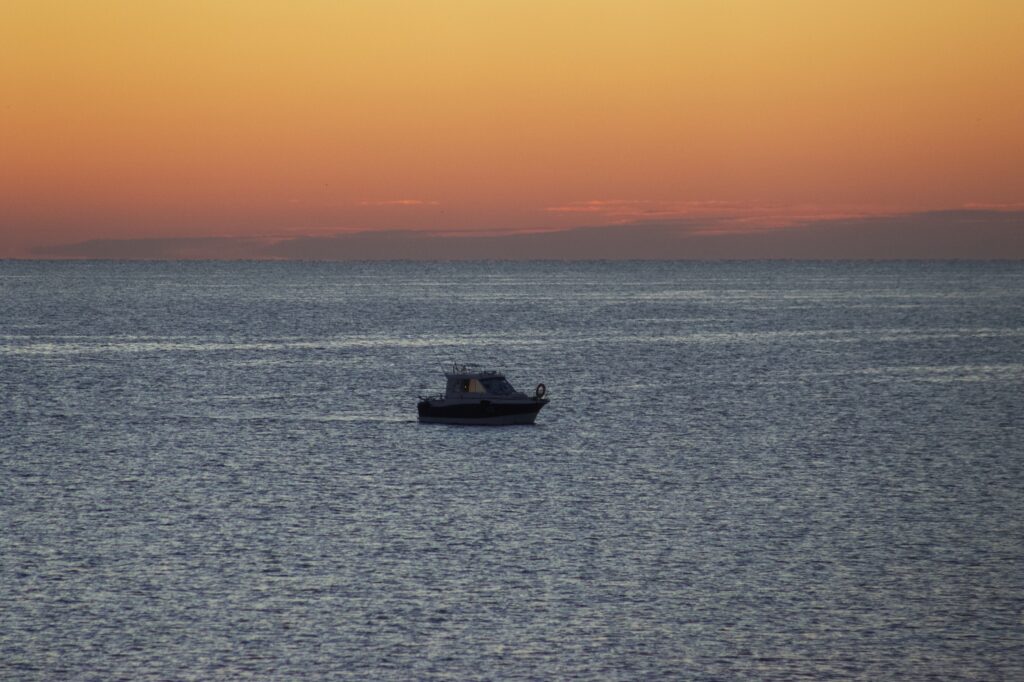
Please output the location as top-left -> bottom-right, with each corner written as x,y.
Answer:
417,364 -> 549,425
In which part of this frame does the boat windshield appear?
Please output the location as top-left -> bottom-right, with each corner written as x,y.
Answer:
480,377 -> 516,395
459,378 -> 488,393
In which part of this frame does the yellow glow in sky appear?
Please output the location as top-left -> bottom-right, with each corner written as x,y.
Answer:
2,0 -> 1023,256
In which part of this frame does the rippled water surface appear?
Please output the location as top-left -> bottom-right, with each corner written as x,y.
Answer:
2,261 -> 1023,680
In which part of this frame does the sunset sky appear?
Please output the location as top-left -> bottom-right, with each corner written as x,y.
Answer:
3,0 -> 1023,258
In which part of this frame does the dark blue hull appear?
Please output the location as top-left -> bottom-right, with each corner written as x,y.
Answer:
417,398 -> 548,425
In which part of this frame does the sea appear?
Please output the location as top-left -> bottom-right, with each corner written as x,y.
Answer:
1,260 -> 1022,680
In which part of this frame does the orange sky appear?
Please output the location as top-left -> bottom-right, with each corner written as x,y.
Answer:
3,0 -> 1023,257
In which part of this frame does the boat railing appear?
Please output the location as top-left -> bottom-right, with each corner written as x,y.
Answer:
444,362 -> 504,377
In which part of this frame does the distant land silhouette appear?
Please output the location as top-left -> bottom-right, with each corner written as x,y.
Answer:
28,210 -> 1024,260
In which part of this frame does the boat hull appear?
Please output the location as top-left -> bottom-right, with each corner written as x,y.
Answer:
417,398 -> 547,425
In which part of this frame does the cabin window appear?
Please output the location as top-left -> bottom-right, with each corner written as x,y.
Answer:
457,378 -> 487,393
481,377 -> 515,395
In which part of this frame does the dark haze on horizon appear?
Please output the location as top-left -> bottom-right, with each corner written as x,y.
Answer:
24,210 -> 1024,260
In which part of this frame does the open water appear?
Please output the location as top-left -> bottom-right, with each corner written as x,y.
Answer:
2,260 -> 1023,680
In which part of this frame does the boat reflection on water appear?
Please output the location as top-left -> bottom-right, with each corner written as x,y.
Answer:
417,364 -> 549,425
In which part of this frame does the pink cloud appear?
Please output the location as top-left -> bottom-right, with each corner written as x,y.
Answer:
544,199 -> 891,234
358,199 -> 441,207
962,202 -> 1024,210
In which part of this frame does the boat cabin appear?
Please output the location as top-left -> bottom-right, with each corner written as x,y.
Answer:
444,367 -> 522,399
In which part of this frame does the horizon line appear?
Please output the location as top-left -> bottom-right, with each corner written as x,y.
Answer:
11,208 -> 1024,261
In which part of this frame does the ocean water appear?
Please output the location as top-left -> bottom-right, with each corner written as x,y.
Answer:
1,260 -> 1022,680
